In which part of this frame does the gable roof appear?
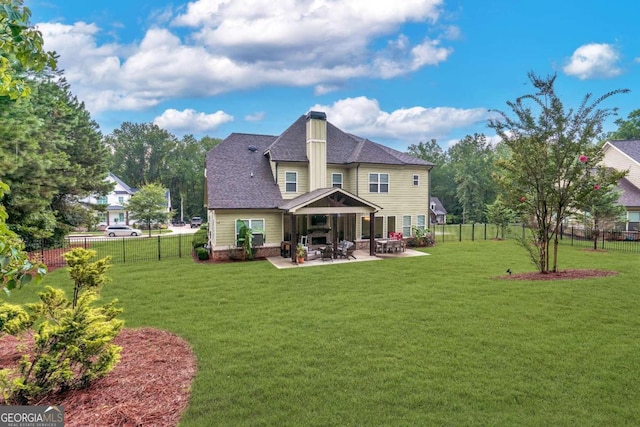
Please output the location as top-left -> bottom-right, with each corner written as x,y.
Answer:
265,114 -> 433,167
206,133 -> 283,209
279,187 -> 381,212
109,172 -> 137,194
606,140 -> 640,164
207,113 -> 433,210
430,196 -> 447,215
616,177 -> 640,208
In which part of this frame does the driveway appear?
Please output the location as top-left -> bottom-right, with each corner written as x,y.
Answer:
168,225 -> 201,235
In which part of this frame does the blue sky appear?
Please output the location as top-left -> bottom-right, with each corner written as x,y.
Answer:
28,0 -> 639,151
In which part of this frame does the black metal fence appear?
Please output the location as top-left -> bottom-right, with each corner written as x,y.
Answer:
431,223 -> 639,254
27,233 -> 195,269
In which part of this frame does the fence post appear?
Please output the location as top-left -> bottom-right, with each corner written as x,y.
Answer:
157,236 -> 161,261
442,223 -> 445,242
602,230 -> 605,250
472,223 -> 475,241
571,227 -> 574,246
522,223 -> 525,240
459,223 -> 462,242
484,223 -> 487,240
179,234 -> 182,258
122,238 -> 126,263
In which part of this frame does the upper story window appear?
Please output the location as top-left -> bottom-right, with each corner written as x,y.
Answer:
118,196 -> 125,204
97,196 -> 108,205
332,173 -> 343,189
369,173 -> 389,193
413,174 -> 419,186
285,171 -> 297,192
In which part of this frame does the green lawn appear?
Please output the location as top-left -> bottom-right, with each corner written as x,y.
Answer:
15,240 -> 640,426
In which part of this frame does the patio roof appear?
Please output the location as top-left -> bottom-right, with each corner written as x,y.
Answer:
279,187 -> 381,214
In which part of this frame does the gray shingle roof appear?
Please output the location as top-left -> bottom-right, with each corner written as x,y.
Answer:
609,140 -> 640,163
110,172 -> 136,194
430,196 -> 447,215
616,177 -> 640,208
207,113 -> 433,209
206,133 -> 283,209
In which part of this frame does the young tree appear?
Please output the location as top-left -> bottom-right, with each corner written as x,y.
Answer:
126,184 -> 171,236
489,72 -> 628,273
485,196 -> 515,239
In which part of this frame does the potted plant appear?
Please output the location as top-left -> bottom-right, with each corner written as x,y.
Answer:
296,245 -> 306,263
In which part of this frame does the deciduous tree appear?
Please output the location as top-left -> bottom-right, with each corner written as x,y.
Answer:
126,184 -> 171,236
489,72 -> 628,273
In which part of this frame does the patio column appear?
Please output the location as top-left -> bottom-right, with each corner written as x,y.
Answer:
369,212 -> 375,256
290,214 -> 297,263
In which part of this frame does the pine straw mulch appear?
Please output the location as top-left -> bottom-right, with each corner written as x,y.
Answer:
0,327 -> 197,427
499,269 -> 618,281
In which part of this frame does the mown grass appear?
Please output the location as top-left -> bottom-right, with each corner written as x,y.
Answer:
13,240 -> 640,426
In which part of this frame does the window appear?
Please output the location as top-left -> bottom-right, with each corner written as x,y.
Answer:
360,216 -> 383,239
285,171 -> 297,192
402,215 -> 412,237
369,173 -> 389,193
118,196 -> 124,204
628,212 -> 640,231
332,173 -> 343,189
97,212 -> 107,223
118,213 -> 125,223
413,174 -> 419,186
387,216 -> 396,237
236,219 -> 266,244
417,215 -> 426,231
97,196 -> 108,205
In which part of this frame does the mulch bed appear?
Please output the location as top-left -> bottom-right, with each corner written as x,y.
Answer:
0,328 -> 197,427
500,269 -> 618,281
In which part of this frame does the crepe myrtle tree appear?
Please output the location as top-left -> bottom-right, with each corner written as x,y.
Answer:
125,183 -> 171,236
488,72 -> 628,273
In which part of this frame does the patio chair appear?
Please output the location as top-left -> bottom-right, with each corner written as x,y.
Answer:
321,245 -> 333,261
337,240 -> 356,260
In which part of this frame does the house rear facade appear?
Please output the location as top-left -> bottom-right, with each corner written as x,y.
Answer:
205,111 -> 434,260
601,139 -> 640,231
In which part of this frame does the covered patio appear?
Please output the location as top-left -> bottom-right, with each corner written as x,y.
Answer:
279,188 -> 382,263
267,247 -> 429,269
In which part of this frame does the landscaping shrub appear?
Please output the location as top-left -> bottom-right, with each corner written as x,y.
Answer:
195,247 -> 210,260
0,249 -> 123,404
192,229 -> 207,249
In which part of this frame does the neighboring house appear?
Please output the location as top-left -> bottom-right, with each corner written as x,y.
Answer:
430,197 -> 447,225
82,173 -> 138,226
205,111 -> 434,259
601,139 -> 640,231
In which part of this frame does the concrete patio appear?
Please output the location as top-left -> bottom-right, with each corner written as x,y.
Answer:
267,247 -> 430,269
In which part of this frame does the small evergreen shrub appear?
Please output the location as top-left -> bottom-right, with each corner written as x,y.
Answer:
195,247 -> 210,260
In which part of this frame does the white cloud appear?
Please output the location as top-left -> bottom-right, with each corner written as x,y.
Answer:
309,96 -> 490,144
244,112 -> 265,122
36,1 -> 453,113
153,109 -> 233,133
563,43 -> 622,79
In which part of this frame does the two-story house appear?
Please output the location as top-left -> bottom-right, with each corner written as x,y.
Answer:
82,172 -> 138,226
601,139 -> 640,231
205,111 -> 434,260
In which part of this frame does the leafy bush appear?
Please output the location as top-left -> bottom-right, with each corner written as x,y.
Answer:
195,247 -> 210,260
192,229 -> 208,249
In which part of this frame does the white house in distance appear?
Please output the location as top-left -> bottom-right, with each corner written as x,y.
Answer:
82,172 -> 138,226
82,172 -> 172,227
601,140 -> 640,231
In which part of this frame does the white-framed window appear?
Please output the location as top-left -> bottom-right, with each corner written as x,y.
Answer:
369,173 -> 389,193
236,219 -> 266,244
118,213 -> 125,223
402,215 -> 412,237
97,212 -> 107,223
628,211 -> 640,231
413,174 -> 419,186
417,215 -> 426,231
118,196 -> 124,204
97,196 -> 108,205
332,173 -> 343,189
285,171 -> 297,192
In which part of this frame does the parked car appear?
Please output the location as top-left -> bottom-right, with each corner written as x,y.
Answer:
190,216 -> 203,228
104,225 -> 142,237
